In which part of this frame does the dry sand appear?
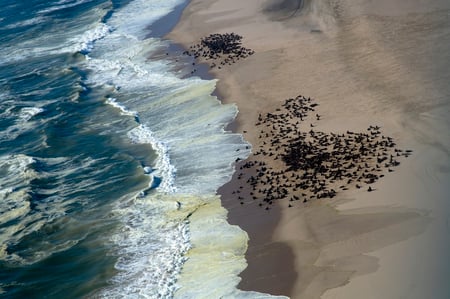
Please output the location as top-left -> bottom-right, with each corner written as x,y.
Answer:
168,0 -> 450,298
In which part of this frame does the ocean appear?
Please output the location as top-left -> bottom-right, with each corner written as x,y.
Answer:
0,0 -> 286,298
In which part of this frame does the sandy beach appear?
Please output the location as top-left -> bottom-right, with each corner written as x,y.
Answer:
168,0 -> 450,298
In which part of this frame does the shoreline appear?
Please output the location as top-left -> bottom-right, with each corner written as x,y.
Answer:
166,0 -> 450,298
218,163 -> 297,296
161,23 -> 299,294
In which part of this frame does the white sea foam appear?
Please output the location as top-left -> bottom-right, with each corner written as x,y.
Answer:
0,102 -> 47,142
128,125 -> 177,193
129,78 -> 251,194
4,16 -> 48,30
95,193 -> 192,299
38,0 -> 96,15
19,107 -> 45,121
73,22 -> 111,53
84,37 -> 178,90
106,97 -> 139,119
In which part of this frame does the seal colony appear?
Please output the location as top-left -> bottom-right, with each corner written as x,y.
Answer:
182,33 -> 255,70
179,33 -> 412,210
230,95 -> 412,210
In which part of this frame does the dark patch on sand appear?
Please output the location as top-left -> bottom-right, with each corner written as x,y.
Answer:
263,0 -> 307,20
147,1 -> 190,38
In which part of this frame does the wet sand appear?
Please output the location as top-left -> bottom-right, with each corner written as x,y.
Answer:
168,0 -> 450,298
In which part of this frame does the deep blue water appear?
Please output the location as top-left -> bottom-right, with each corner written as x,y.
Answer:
0,1 -> 153,297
